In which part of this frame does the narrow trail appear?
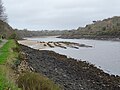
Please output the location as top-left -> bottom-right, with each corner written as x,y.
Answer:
0,39 -> 8,65
0,39 -> 7,48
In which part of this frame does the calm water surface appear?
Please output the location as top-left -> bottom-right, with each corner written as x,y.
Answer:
25,37 -> 120,75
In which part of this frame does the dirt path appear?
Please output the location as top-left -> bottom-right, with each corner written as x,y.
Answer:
0,39 -> 7,48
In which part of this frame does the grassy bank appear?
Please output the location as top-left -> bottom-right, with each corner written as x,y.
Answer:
0,39 -> 20,90
0,40 -> 18,64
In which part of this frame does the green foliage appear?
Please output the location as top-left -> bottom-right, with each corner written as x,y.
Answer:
2,33 -> 6,39
102,27 -> 106,31
18,72 -> 61,90
0,40 -> 2,43
8,33 -> 17,39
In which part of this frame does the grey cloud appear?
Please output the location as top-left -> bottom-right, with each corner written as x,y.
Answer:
3,0 -> 120,30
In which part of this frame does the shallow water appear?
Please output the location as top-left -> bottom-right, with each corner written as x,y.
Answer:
25,37 -> 120,75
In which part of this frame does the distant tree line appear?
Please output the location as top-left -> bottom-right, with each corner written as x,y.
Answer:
15,29 -> 71,38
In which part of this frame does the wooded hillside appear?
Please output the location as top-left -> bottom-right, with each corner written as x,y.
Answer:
60,16 -> 120,39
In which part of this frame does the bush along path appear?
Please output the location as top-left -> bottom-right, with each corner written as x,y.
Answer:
20,45 -> 120,90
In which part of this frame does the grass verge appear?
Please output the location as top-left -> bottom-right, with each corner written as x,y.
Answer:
0,39 -> 20,90
0,40 -> 18,64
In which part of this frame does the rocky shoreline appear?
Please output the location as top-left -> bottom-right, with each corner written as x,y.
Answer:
20,44 -> 120,90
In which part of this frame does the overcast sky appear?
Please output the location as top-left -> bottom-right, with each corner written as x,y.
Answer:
3,0 -> 120,30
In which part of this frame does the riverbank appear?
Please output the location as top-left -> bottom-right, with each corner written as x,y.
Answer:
20,44 -> 120,90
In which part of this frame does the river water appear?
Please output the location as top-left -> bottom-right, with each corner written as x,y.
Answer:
25,36 -> 120,75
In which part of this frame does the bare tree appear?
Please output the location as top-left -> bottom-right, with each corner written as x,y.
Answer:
0,0 -> 7,22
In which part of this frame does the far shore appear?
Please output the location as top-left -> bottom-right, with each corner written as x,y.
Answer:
58,35 -> 120,42
21,35 -> 120,43
24,35 -> 60,39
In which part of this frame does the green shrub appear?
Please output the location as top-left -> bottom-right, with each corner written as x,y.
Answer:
8,33 -> 17,39
17,72 -> 61,90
